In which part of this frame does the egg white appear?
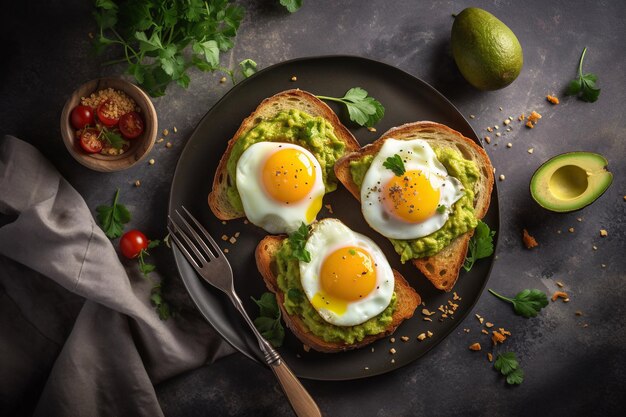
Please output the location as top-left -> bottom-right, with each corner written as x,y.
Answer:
360,138 -> 465,240
299,219 -> 395,327
236,142 -> 325,234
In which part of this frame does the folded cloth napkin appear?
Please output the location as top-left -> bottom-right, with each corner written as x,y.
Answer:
0,136 -> 233,416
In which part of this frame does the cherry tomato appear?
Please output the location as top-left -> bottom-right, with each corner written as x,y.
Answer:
120,230 -> 149,259
79,128 -> 103,154
97,99 -> 120,127
70,105 -> 95,129
118,112 -> 145,139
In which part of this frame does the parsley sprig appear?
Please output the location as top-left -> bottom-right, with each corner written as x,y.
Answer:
99,127 -> 129,149
96,189 -> 131,239
383,154 -> 406,176
93,0 -> 245,96
488,288 -> 549,318
317,87 -> 385,127
565,47 -> 601,102
463,220 -> 496,271
280,0 -> 302,13
252,292 -> 285,347
289,223 -> 311,262
494,352 -> 524,385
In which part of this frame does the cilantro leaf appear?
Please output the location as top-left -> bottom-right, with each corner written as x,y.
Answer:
463,220 -> 496,271
289,222 -> 311,262
150,284 -> 172,321
317,88 -> 385,127
239,59 -> 257,78
280,0 -> 302,13
99,128 -> 128,149
382,154 -> 406,176
488,288 -> 549,318
494,352 -> 524,385
565,47 -> 600,102
252,292 -> 284,347
96,189 -> 131,239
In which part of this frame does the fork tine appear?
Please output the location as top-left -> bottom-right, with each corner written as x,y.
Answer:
174,209 -> 217,260
167,224 -> 202,270
168,215 -> 208,265
181,206 -> 222,256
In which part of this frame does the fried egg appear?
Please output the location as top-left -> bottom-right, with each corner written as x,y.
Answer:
299,219 -> 395,327
236,142 -> 325,234
360,138 -> 465,240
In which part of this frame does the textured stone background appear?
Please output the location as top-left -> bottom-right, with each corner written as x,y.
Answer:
1,0 -> 624,416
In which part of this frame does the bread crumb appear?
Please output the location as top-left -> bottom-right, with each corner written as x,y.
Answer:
487,352 -> 493,362
166,142 -> 173,148
469,343 -> 481,351
422,308 -> 435,316
417,333 -> 426,341
522,229 -> 539,249
592,245 -> 598,251
525,121 -> 535,129
503,119 -> 510,126
423,317 -> 432,322
243,220 -> 249,224
390,337 -> 395,343
220,76 -> 227,83
552,291 -> 569,301
518,113 -> 525,121
470,114 -> 475,119
499,174 -> 505,181
506,142 -> 511,147
575,311 -> 583,316
303,344 -> 310,352
577,217 -> 583,222
569,227 -> 575,233
547,95 -> 560,104
453,292 -> 460,301
464,328 -> 470,333
389,348 -> 396,354
364,366 -> 369,370
291,76 -> 297,81
486,127 -> 493,132
367,127 -> 377,132
556,281 -> 564,288
485,322 -> 494,328
494,125 -> 499,130
223,248 -> 229,253
221,235 -> 228,241
221,221 -> 227,225
229,237 -> 237,244
371,347 -> 375,352
492,331 -> 506,345
324,204 -> 334,214
391,359 -> 395,364
600,229 -> 608,237
157,138 -> 164,143
484,136 -> 491,144
497,132 -> 502,138
134,180 -> 141,187
148,159 -> 155,165
401,336 -> 409,342
427,331 -> 433,338
173,126 -> 178,133
499,328 -> 511,336
163,129 -> 169,136
528,148 -> 534,154
528,111 -> 542,123
481,329 -> 489,335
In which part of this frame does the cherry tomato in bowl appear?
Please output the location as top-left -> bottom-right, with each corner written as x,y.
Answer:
70,105 -> 95,129
119,111 -> 145,139
120,229 -> 149,259
97,99 -> 120,127
79,128 -> 103,154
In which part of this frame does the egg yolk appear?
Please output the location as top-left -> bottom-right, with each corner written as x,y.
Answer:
261,148 -> 316,204
383,169 -> 440,223
311,246 -> 377,316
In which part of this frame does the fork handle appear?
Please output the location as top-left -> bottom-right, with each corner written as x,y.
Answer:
269,360 -> 322,417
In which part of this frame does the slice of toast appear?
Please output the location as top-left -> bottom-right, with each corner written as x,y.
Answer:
208,89 -> 360,221
334,121 -> 494,292
255,235 -> 421,353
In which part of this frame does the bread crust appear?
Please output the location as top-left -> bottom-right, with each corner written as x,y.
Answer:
208,89 -> 360,220
255,235 -> 421,353
334,121 -> 494,292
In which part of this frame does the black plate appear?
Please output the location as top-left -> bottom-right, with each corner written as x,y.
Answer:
168,56 -> 499,381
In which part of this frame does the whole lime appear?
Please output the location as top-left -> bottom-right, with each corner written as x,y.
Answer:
451,8 -> 523,91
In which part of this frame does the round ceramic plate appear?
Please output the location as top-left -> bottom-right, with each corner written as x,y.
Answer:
168,56 -> 499,381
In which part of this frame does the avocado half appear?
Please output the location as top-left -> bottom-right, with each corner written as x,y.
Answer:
530,152 -> 613,213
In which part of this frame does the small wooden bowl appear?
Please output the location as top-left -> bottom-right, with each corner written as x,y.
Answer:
60,78 -> 158,172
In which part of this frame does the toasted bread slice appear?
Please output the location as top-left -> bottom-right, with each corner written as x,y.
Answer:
255,235 -> 421,353
208,89 -> 360,220
334,121 -> 494,292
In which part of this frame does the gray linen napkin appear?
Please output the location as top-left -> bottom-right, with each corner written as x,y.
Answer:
0,135 -> 233,416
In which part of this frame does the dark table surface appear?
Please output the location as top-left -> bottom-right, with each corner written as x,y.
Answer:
2,0 -> 625,416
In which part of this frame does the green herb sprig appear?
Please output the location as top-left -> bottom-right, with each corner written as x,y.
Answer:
383,154 -> 406,176
280,0 -> 302,13
289,223 -> 311,262
494,352 -> 524,385
488,288 -> 548,318
252,292 -> 285,347
565,47 -> 600,102
93,0 -> 245,96
463,220 -> 496,272
99,128 -> 129,149
96,189 -> 131,239
317,88 -> 385,127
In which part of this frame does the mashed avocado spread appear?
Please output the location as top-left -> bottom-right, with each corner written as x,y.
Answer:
350,147 -> 480,261
275,238 -> 396,344
226,109 -> 346,212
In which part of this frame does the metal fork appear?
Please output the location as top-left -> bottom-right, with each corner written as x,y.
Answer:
167,207 -> 321,417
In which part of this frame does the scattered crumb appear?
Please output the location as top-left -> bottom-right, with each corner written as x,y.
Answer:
173,126 -> 178,133
166,142 -> 173,148
364,366 -> 369,370
88,32 -> 94,39
163,129 -> 169,136
600,229 -> 608,237
220,76 -> 227,83
427,331 -> 433,338
221,221 -> 227,225
221,235 -> 228,241
243,220 -> 249,224
547,95 -> 560,105
494,125 -> 499,130
389,348 -> 396,354
391,359 -> 395,364
417,333 -> 427,341
423,317 -> 432,322
487,352 -> 493,362
390,337 -> 396,343
291,75 -> 297,81
481,329 -> 489,335
492,331 -> 506,345
582,323 -> 589,328
453,292 -> 461,301
464,328 -> 470,333
525,121 -> 535,129
157,138 -> 164,143
486,127 -> 493,132
469,343 -> 482,351
485,322 -> 494,328
528,148 -> 534,154
324,204 -> 334,214
499,174 -> 505,181
497,133 -> 502,138
229,237 -> 236,244
303,344 -> 310,352
522,229 -> 539,249
575,311 -> 583,316
422,308 -> 436,316
148,159 -> 155,165
577,218 -> 583,222
568,227 -> 575,233
505,141 -> 511,147
528,111 -> 542,123
592,246 -> 598,251
371,347 -> 375,352
367,127 -> 377,132
556,281 -> 564,288
551,291 -> 569,302
401,336 -> 409,342
518,113 -> 525,121
484,136 -> 491,144
234,232 -> 241,238
499,107 -> 503,111
503,119 -> 511,126
223,248 -> 229,253
134,180 -> 141,187
601,264 -> 606,268
470,114 -> 475,119
475,314 -> 484,324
